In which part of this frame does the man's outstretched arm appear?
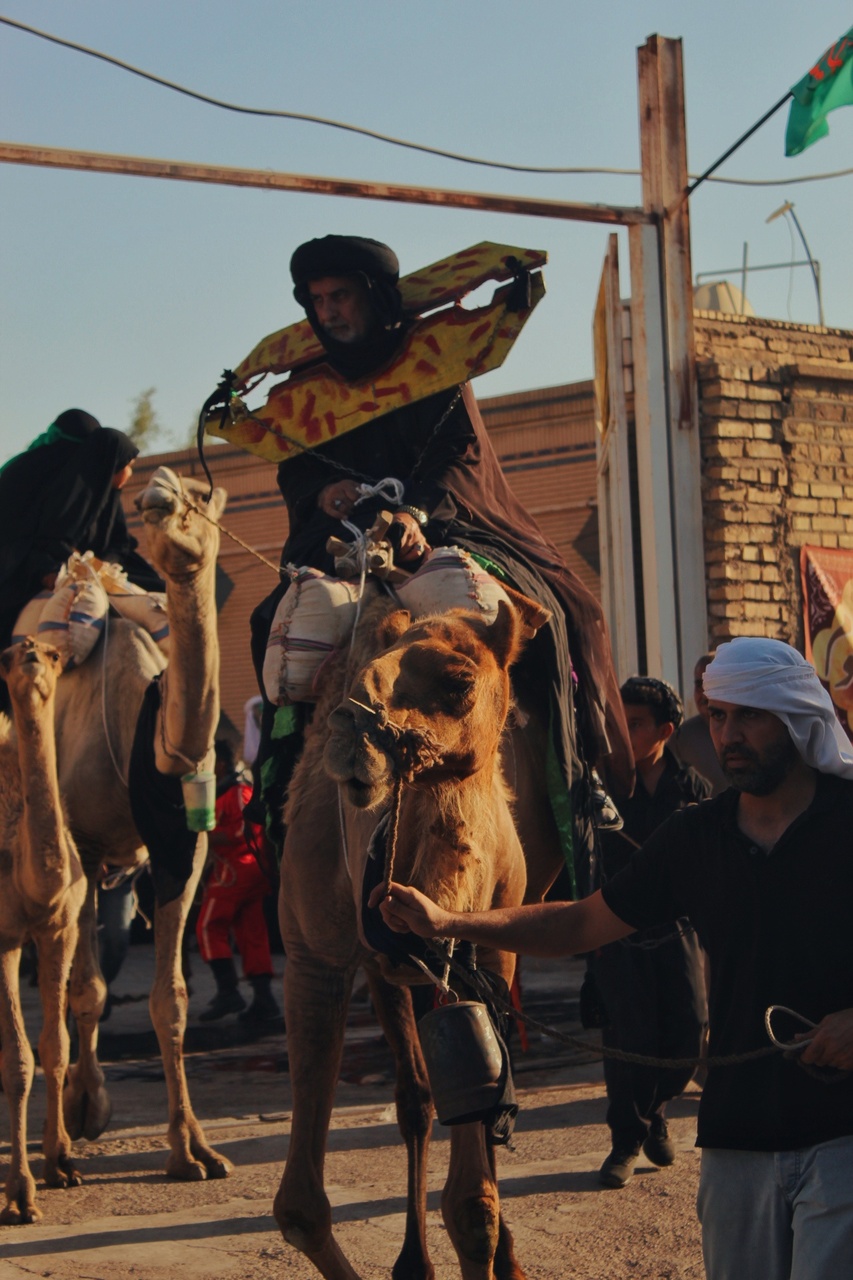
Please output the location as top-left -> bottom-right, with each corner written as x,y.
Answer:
369,883 -> 634,958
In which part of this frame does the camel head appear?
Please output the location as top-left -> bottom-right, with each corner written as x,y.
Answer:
135,466 -> 227,580
325,601 -> 523,810
0,637 -> 63,708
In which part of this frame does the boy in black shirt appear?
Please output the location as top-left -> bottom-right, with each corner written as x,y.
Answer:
593,677 -> 709,1188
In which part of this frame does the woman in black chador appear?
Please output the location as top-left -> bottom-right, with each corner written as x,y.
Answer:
0,409 -> 162,702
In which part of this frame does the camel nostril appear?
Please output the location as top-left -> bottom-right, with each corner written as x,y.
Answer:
328,705 -> 357,734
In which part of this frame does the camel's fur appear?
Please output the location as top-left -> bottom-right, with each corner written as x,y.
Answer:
0,639 -> 87,1224
276,591 -> 545,1280
51,470 -> 233,1183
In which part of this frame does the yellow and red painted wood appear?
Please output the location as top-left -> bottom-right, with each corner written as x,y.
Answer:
207,242 -> 546,464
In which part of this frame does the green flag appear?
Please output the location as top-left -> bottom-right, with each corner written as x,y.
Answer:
785,26 -> 853,155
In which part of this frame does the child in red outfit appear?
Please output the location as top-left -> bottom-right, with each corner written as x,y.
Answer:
196,740 -> 280,1023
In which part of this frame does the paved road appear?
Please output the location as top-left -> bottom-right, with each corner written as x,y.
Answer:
0,944 -> 704,1279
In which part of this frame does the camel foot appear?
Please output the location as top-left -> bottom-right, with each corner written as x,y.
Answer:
63,1079 -> 112,1141
189,1141 -> 233,1177
165,1151 -> 209,1182
44,1152 -> 83,1190
0,1179 -> 41,1226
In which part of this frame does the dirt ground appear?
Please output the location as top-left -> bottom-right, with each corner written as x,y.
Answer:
0,951 -> 705,1280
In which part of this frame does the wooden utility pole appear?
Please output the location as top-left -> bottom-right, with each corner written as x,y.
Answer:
629,35 -> 708,693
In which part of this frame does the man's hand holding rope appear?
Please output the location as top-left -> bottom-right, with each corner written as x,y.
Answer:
369,881 -> 634,958
318,479 -> 429,560
797,1009 -> 853,1071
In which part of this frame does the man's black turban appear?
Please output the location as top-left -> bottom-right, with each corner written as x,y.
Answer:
290,236 -> 399,289
290,235 -> 405,377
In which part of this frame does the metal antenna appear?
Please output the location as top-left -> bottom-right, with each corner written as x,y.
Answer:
766,201 -> 825,326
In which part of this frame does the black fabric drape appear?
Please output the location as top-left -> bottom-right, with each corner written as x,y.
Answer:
274,383 -> 633,796
0,425 -> 162,653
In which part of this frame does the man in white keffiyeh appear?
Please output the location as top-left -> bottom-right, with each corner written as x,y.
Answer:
375,634 -> 853,1280
703,637 -> 853,782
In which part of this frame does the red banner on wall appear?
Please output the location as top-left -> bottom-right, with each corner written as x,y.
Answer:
800,544 -> 853,743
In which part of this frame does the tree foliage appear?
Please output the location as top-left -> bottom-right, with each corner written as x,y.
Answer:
128,387 -> 162,451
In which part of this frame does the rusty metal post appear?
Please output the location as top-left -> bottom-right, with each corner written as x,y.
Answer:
0,141 -> 652,227
631,35 -> 708,695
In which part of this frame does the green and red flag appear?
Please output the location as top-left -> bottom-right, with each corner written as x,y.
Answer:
785,26 -> 853,155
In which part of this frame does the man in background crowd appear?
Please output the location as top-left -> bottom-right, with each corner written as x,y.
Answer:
593,677 -> 709,1188
672,653 -> 728,796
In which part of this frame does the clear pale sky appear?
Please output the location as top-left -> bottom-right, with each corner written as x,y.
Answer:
1,1 -> 851,462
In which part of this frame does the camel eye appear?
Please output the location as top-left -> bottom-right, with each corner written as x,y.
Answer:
439,663 -> 476,711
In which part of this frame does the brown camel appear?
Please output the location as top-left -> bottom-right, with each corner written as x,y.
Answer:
0,639 -> 87,1224
51,466 -> 233,1182
275,591 -> 553,1280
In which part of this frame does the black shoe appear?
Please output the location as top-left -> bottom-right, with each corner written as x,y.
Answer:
238,995 -> 281,1026
642,1119 -> 676,1167
238,976 -> 281,1026
599,1145 -> 641,1188
198,988 -> 247,1022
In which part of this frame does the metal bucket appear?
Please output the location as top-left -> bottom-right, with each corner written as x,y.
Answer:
417,1000 -> 503,1125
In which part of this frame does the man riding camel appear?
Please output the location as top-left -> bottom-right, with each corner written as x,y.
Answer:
249,234 -> 632,879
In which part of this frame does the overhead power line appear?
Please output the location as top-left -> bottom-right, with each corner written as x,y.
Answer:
1,13 -> 851,188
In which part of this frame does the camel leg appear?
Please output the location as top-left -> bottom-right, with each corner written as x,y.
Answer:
150,841 -> 232,1181
441,1121 -> 504,1280
365,970 -> 435,1280
0,947 -> 40,1224
273,943 -> 361,1280
488,1139 -> 526,1280
37,924 -> 82,1191
64,876 -> 111,1141
504,720 -> 565,904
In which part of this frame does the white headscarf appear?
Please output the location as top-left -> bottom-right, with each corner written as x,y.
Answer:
703,637 -> 853,779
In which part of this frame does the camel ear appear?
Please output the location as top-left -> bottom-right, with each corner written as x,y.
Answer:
204,486 -> 228,521
501,584 -> 552,640
486,600 -> 522,670
377,609 -> 412,649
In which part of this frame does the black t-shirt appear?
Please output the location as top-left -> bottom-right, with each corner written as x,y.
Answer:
600,747 -> 709,879
601,772 -> 853,1151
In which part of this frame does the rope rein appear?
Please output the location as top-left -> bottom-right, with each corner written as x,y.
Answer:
157,668 -> 211,776
347,697 -> 445,784
384,775 -> 403,895
422,939 -> 781,1073
152,475 -> 283,577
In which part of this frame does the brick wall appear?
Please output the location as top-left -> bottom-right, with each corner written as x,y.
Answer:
695,313 -> 853,645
